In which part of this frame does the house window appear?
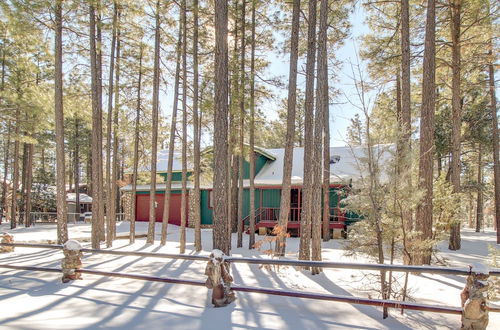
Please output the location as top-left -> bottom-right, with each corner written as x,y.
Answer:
208,190 -> 214,209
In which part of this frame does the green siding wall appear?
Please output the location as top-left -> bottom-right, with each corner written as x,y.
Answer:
242,188 -> 260,219
261,189 -> 281,208
200,190 -> 213,225
138,186 -> 354,226
243,154 -> 269,179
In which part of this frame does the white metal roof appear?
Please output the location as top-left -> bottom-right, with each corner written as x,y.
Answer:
253,145 -> 394,186
120,144 -> 395,191
66,193 -> 93,203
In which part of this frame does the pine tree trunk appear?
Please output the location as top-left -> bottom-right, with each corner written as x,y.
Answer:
1,38 -> 7,221
20,142 -> 28,225
213,0 -> 230,255
10,107 -> 20,229
275,0 -> 300,256
192,0 -> 202,252
299,0 -> 317,262
89,1 -> 103,248
130,44 -> 143,244
311,0 -> 328,274
74,118 -> 80,221
96,3 -> 105,242
179,0 -> 188,254
401,0 -> 411,145
105,1 -> 118,245
161,13 -> 182,246
486,9 -> 500,243
1,121 -> 11,224
147,0 -> 161,244
54,0 -> 68,243
322,103 -> 330,242
415,0 -> 436,265
400,0 -> 413,238
237,0 -> 246,249
248,0 -> 257,250
229,0 -> 239,242
476,145 -> 483,233
23,143 -> 33,227
448,0 -> 462,251
109,11 -> 121,246
468,191 -> 473,228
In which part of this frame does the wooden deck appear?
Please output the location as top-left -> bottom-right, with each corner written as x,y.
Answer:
244,207 -> 349,236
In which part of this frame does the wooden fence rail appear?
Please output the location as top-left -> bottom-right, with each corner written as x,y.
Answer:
1,241 -> 499,318
0,263 -> 464,315
1,242 -> 499,276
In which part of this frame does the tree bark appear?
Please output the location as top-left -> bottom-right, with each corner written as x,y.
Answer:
147,0 -> 161,244
96,2 -> 105,242
180,0 -> 188,254
192,0 -> 202,252
54,0 -> 68,244
1,121 -> 11,224
74,118 -> 80,221
237,0 -> 246,249
20,142 -> 28,225
23,143 -> 33,227
1,37 -> 7,224
486,7 -> 500,243
161,12 -> 182,246
213,0 -> 230,255
400,0 -> 413,237
476,145 -> 483,233
401,0 -> 411,144
106,1 -> 118,237
229,0 -> 239,241
105,1 -> 118,246
10,107 -> 20,229
89,1 -> 103,248
299,0 -> 317,262
414,0 -> 436,265
275,0 -> 300,256
311,0 -> 329,274
130,44 -> 143,244
247,0 -> 257,250
109,10 -> 121,246
448,0 -> 462,251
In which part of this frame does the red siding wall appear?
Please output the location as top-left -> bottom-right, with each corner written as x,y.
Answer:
135,193 -> 186,226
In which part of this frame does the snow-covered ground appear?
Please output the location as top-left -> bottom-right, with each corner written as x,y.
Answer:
0,222 -> 498,329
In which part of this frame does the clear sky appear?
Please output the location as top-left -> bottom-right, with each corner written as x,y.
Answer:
258,4 -> 369,148
158,4 -> 370,149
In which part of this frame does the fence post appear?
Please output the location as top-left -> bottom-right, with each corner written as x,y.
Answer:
61,240 -> 83,283
0,233 -> 14,253
204,249 -> 236,307
461,266 -> 489,329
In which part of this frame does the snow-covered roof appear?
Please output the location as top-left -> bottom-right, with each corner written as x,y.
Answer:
121,144 -> 395,191
132,150 -> 191,174
253,144 -> 394,186
66,193 -> 93,203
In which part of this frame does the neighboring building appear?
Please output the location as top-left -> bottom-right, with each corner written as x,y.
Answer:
66,193 -> 92,222
121,146 -> 387,236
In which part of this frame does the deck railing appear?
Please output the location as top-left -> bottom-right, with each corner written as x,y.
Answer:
1,241 -> 499,317
255,207 -> 349,223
